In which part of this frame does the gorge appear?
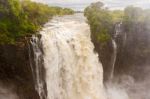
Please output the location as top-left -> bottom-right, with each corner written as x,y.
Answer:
0,11 -> 150,99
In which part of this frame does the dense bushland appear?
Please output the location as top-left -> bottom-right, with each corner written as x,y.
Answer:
84,2 -> 113,43
84,2 -> 150,81
0,0 -> 74,44
84,2 -> 150,44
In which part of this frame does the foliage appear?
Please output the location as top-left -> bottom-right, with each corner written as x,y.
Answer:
0,0 -> 74,44
84,2 -> 150,81
123,6 -> 150,32
110,10 -> 124,23
84,2 -> 112,43
84,2 -> 150,43
124,6 -> 143,23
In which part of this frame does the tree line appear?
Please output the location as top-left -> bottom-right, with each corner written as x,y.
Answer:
0,0 -> 74,44
84,2 -> 150,81
84,2 -> 150,44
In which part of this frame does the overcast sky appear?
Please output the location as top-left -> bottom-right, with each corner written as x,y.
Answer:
31,0 -> 150,11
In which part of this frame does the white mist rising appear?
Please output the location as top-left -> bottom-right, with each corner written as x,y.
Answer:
0,84 -> 18,99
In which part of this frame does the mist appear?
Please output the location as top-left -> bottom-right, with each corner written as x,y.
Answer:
0,83 -> 18,99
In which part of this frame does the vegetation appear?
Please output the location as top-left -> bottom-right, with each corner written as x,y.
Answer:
84,2 -> 113,43
84,2 -> 150,43
0,0 -> 74,44
110,10 -> 124,23
84,2 -> 150,81
123,6 -> 150,32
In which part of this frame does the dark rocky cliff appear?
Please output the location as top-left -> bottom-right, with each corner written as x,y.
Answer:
114,23 -> 150,81
0,37 -> 40,99
92,39 -> 114,82
93,22 -> 150,82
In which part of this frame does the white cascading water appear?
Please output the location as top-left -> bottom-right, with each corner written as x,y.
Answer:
106,22 -> 130,99
110,39 -> 117,80
29,35 -> 46,99
31,14 -> 105,99
110,22 -> 122,80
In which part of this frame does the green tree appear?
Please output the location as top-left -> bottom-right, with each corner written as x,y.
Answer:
0,0 -> 74,44
84,2 -> 112,43
110,10 -> 124,23
123,6 -> 144,32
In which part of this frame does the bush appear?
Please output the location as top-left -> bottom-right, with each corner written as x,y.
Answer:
0,0 -> 74,44
84,2 -> 113,43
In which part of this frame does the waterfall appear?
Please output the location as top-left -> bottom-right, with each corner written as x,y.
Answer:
110,22 -> 122,80
106,22 -> 130,99
29,35 -> 47,99
30,14 -> 105,99
110,39 -> 117,80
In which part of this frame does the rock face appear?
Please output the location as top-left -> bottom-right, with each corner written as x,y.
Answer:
92,22 -> 150,82
92,39 -> 114,82
0,37 -> 40,99
114,23 -> 150,81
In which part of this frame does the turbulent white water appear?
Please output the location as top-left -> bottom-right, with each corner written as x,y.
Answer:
37,14 -> 105,99
30,35 -> 46,99
29,14 -> 150,99
110,39 -> 117,80
110,22 -> 122,80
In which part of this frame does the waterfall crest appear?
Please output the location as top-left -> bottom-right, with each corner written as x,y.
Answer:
30,14 -> 105,99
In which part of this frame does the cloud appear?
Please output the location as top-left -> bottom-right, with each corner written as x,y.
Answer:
102,0 -> 150,9
31,0 -> 150,10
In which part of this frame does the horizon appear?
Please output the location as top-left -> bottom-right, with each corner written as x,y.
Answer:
31,0 -> 150,11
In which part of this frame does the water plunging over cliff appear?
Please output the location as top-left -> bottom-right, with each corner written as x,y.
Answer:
110,22 -> 122,80
30,14 -> 105,99
110,39 -> 117,80
29,35 -> 47,99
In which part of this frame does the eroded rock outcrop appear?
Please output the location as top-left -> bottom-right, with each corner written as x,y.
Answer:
0,37 -> 40,99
